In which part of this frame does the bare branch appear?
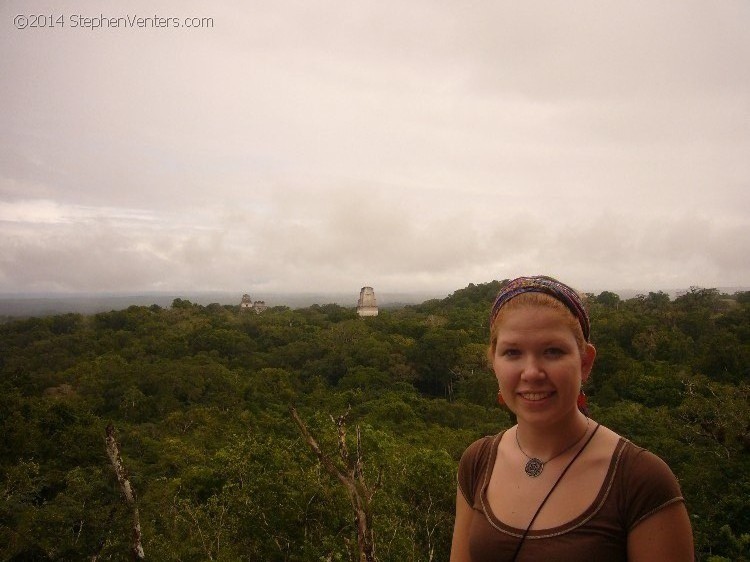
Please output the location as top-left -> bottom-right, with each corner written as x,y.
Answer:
290,406 -> 378,562
105,424 -> 145,561
291,407 -> 351,491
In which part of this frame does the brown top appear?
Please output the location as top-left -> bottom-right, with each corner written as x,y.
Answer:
458,432 -> 685,562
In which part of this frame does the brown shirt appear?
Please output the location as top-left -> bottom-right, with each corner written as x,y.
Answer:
458,432 -> 685,562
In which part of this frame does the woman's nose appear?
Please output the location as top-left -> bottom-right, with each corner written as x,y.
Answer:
520,356 -> 545,380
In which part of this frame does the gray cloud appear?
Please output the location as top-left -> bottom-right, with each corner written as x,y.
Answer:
1,0 -> 748,295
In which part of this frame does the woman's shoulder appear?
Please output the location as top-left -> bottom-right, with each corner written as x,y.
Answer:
617,439 -> 682,488
457,430 -> 505,506
591,423 -> 622,446
588,423 -> 683,491
599,428 -> 686,530
460,432 -> 501,463
589,424 -> 676,476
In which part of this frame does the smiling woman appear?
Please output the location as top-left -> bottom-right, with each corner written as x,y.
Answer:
450,276 -> 695,562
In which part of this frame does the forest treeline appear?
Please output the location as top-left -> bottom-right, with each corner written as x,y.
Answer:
1,282 -> 748,561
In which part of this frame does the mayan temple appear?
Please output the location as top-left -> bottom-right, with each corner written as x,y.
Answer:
240,294 -> 253,310
356,286 -> 378,317
239,293 -> 267,314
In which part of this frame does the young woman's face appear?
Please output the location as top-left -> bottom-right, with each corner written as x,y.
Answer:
493,305 -> 595,425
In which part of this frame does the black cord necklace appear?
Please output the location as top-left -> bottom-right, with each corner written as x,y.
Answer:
510,422 -> 601,561
515,418 -> 590,478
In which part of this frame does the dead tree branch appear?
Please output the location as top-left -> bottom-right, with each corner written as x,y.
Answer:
105,424 -> 145,561
290,406 -> 378,562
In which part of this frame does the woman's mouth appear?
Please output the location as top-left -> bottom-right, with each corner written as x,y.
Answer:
519,392 -> 554,401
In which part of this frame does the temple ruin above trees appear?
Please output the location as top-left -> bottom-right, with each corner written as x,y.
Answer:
357,287 -> 378,317
240,294 -> 267,314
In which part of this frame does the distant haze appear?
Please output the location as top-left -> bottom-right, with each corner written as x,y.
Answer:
2,285 -> 748,318
1,0 -> 748,296
0,290 -> 445,317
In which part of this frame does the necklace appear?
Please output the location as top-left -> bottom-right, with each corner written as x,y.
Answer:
515,418 -> 591,478
510,423 -> 601,561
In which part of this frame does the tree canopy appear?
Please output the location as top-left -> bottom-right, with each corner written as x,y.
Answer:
1,283 -> 748,560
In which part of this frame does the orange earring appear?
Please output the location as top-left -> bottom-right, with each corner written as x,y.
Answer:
497,390 -> 505,406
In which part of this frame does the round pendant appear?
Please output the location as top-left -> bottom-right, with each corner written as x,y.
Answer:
524,458 -> 544,478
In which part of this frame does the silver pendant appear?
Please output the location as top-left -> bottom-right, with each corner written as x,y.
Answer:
525,458 -> 544,477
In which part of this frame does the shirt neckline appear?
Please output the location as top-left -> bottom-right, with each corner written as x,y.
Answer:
479,430 -> 628,538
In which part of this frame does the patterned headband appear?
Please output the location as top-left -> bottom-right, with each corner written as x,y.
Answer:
489,275 -> 590,342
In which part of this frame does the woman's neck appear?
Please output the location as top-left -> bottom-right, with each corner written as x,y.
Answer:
514,412 -> 590,460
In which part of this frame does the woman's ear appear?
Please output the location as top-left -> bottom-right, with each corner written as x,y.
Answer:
581,343 -> 596,382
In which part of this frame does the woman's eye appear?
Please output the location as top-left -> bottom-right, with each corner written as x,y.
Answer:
545,348 -> 565,357
500,349 -> 520,358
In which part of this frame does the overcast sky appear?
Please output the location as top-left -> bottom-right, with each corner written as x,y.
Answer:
1,0 -> 749,297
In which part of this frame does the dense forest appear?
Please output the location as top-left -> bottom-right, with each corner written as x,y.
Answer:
1,281 -> 749,561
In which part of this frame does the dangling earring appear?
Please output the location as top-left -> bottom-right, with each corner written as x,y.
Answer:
577,389 -> 589,414
497,390 -> 505,406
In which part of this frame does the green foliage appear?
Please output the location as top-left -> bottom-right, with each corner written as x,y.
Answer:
0,282 -> 748,559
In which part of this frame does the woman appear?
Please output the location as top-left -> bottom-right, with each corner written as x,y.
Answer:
450,276 -> 694,561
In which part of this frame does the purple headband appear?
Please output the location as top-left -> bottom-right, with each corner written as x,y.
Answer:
489,276 -> 590,342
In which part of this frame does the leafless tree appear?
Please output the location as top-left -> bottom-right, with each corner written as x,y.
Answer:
104,424 -> 145,560
290,406 -> 381,562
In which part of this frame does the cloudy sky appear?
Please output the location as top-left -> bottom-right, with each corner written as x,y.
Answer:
2,0 -> 749,297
